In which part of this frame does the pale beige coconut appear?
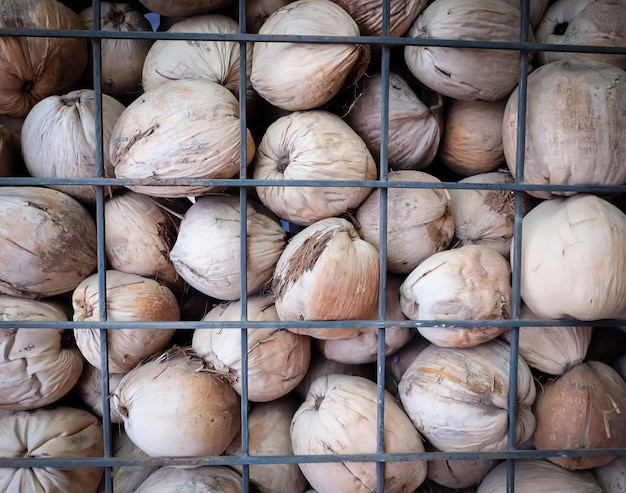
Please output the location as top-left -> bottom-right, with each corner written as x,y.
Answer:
0,186 -> 97,298
330,0 -> 426,36
440,99 -> 506,176
21,89 -> 125,203
295,351 -> 375,399
477,459 -> 603,493
138,0 -> 235,17
0,406 -> 103,493
272,217 -> 379,339
427,444 -> 498,489
72,270 -> 179,373
111,347 -> 241,457
400,245 -> 512,348
0,0 -> 88,118
501,305 -> 593,375
142,14 -> 253,101
384,333 -> 429,398
447,170 -> 531,257
404,0 -> 527,101
80,2 -> 154,97
247,0 -> 293,33
105,429 -> 158,493
135,466 -> 243,493
517,194 -> 626,321
594,455 -> 626,493
316,275 -> 415,364
192,295 -> 311,401
104,191 -> 182,291
504,61 -> 626,199
532,361 -> 626,470
251,0 -> 370,111
224,397 -> 308,493
170,194 -> 287,301
253,110 -> 377,226
0,124 -> 15,176
109,79 -> 255,198
291,374 -> 427,492
398,339 -> 536,452
75,363 -> 125,423
502,0 -> 549,28
0,296 -> 83,410
345,72 -> 443,170
535,0 -> 626,69
355,170 -> 454,273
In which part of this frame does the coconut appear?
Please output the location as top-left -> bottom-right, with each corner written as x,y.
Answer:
170,194 -> 287,301
330,0 -> 426,36
355,170 -> 454,274
502,0 -> 549,28
272,217 -> 380,340
427,444 -> 498,489
503,61 -> 626,199
0,186 -> 97,298
20,89 -> 126,203
135,466 -> 243,493
398,339 -> 537,452
291,374 -> 427,492
400,245 -> 512,348
594,455 -> 626,493
253,110 -> 377,226
0,295 -> 83,410
75,364 -> 125,423
404,0 -> 527,101
532,361 -> 626,470
72,270 -> 179,373
109,79 -> 255,198
0,0 -> 88,118
0,406 -> 103,493
344,72 -> 443,170
105,430 -> 158,493
111,347 -> 241,458
246,0 -> 293,34
192,295 -> 311,402
251,0 -> 370,111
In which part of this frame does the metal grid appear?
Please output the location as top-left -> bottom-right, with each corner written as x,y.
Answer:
0,1 -> 625,492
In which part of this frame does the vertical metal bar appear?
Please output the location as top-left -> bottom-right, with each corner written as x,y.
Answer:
507,0 -> 531,491
91,1 -> 113,492
238,1 -> 250,491
376,1 -> 391,491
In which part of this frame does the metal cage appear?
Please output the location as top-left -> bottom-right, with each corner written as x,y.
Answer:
0,1 -> 625,492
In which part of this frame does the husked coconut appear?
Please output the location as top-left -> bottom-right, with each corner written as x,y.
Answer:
105,430 -> 158,493
0,406 -> 104,493
192,295 -> 311,402
447,170 -> 531,257
104,191 -> 183,291
272,217 -> 379,340
109,79 -> 255,198
111,347 -> 241,458
404,0 -> 527,101
344,72 -> 443,170
253,110 -> 377,226
21,89 -> 125,203
0,296 -> 83,410
398,339 -> 537,452
517,194 -> 626,321
137,0 -> 235,17
535,0 -> 626,68
329,0 -> 426,36
502,0 -> 549,28
532,361 -> 626,470
224,396 -> 308,493
246,0 -> 293,34
72,270 -> 179,373
594,455 -> 626,493
170,194 -> 287,301
501,304 -> 593,375
477,459 -> 603,493
251,0 -> 370,110
384,333 -> 429,398
135,466 -> 243,493
0,0 -> 88,118
291,374 -> 427,493
427,443 -> 498,489
503,61 -> 626,198
0,186 -> 97,298
80,2 -> 154,97
355,170 -> 454,274
439,99 -> 506,176
400,245 -> 512,348
142,14 -> 253,101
